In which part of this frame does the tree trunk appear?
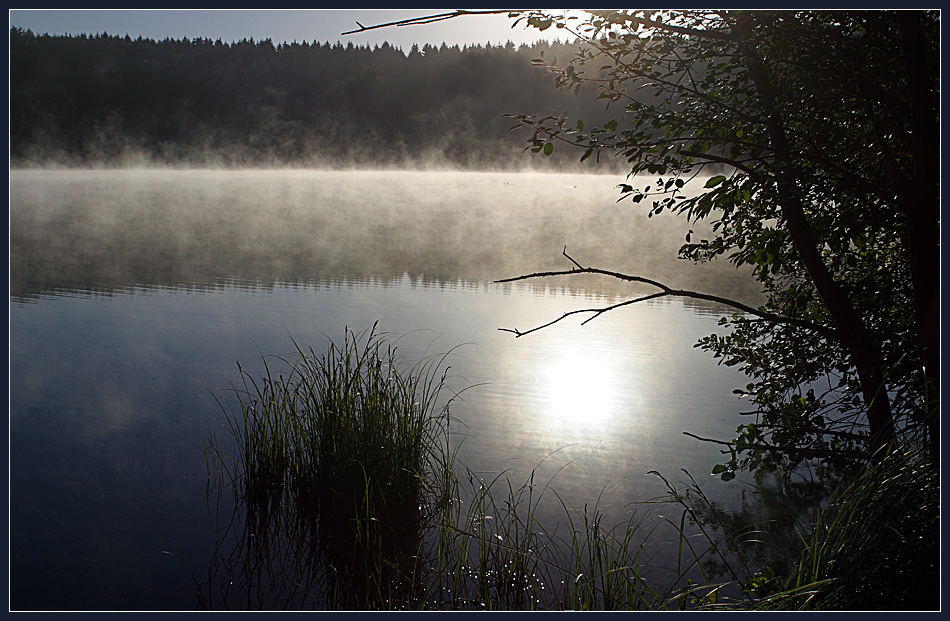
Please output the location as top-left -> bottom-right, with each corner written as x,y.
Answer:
897,12 -> 940,457
737,15 -> 897,456
773,173 -> 897,455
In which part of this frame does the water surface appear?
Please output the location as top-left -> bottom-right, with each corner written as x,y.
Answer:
11,169 -> 758,609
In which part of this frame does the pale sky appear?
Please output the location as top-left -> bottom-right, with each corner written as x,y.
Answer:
9,9 -> 574,51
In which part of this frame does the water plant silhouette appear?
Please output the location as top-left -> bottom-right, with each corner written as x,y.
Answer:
206,324 -> 462,608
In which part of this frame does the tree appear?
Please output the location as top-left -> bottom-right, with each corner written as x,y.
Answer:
497,10 -> 939,474
338,9 -> 938,472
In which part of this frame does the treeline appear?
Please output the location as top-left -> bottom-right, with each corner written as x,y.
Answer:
10,27 -> 628,170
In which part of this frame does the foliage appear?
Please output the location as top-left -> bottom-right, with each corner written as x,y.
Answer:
509,10 -> 939,473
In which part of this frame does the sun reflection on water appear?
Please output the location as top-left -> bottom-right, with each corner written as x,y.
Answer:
541,349 -> 620,426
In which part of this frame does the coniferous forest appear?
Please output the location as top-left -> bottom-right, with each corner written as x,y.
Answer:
10,27 -> 624,170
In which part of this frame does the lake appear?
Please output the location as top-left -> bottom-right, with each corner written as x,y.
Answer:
10,169 -> 762,610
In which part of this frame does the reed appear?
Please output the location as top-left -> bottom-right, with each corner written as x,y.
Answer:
774,446 -> 939,610
412,465 -> 728,611
652,447 -> 939,612
207,323 -> 461,609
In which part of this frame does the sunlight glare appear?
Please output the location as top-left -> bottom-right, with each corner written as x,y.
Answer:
541,349 -> 618,426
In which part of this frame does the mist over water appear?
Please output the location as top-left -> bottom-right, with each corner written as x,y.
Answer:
11,168 -> 759,610
11,168 -> 760,303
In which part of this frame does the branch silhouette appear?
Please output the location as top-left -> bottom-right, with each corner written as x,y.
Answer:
495,248 -> 837,339
682,431 -> 865,460
341,10 -> 515,36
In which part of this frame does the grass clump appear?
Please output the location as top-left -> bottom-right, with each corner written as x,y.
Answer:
207,324 -> 461,609
776,446 -> 939,610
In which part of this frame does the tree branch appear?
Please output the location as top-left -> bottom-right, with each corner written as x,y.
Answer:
341,10 -> 515,36
495,248 -> 837,339
615,14 -> 733,42
342,10 -> 733,43
682,431 -> 867,460
682,431 -> 733,447
680,149 -> 762,176
498,291 -> 668,337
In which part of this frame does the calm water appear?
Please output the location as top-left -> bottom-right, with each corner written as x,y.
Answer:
11,169 -> 760,610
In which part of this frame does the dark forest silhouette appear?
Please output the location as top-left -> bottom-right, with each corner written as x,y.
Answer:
11,27 -> 631,169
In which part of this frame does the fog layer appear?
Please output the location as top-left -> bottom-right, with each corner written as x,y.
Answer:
11,169 -> 761,305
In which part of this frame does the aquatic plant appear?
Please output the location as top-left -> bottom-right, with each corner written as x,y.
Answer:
207,324 -> 461,609
777,446 -> 939,610
654,449 -> 939,611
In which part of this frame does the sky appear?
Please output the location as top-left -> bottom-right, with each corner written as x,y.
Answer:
9,9 -> 573,51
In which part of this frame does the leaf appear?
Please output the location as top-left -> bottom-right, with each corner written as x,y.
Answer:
605,119 -> 618,132
580,148 -> 593,162
543,142 -> 554,156
720,471 -> 736,482
704,175 -> 726,188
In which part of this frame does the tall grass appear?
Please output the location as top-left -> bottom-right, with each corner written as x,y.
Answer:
654,446 -> 939,612
403,465 -> 733,611
774,446 -> 939,610
206,324 -> 461,609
